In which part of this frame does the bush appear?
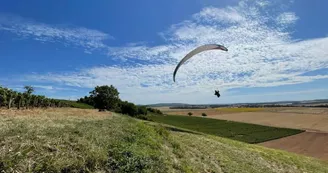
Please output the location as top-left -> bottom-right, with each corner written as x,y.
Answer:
137,106 -> 148,115
135,114 -> 152,121
188,112 -> 192,116
201,113 -> 207,117
120,101 -> 139,117
146,107 -> 163,115
59,100 -> 94,109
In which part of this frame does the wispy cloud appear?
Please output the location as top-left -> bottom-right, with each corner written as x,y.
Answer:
25,0 -> 328,104
230,88 -> 328,98
0,14 -> 113,52
33,85 -> 78,91
276,12 -> 298,25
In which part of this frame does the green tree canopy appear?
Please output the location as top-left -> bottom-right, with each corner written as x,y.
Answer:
89,85 -> 120,111
24,86 -> 34,95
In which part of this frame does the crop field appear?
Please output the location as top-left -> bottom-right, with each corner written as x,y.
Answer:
215,107 -> 265,112
149,115 -> 304,144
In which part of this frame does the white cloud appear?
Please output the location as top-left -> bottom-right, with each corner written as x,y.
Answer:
0,14 -> 113,52
230,88 -> 328,98
32,85 -> 78,91
193,6 -> 246,24
25,0 -> 328,104
276,12 -> 298,25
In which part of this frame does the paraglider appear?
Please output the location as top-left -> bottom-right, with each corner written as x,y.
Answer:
172,44 -> 228,82
172,44 -> 228,99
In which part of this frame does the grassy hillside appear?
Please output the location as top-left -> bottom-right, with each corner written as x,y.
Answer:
0,108 -> 327,173
149,115 -> 304,144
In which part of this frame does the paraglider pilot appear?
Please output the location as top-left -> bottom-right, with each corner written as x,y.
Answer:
214,90 -> 220,98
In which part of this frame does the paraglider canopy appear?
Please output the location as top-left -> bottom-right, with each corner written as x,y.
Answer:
173,44 -> 228,82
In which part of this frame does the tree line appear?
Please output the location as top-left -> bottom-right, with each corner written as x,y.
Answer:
0,85 -> 91,109
77,85 -> 163,118
0,84 -> 163,117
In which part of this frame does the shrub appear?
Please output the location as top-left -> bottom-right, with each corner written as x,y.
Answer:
120,101 -> 138,117
135,114 -> 152,121
201,113 -> 207,117
137,106 -> 148,115
188,112 -> 192,116
146,107 -> 163,115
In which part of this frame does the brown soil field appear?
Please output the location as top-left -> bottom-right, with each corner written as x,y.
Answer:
259,132 -> 328,160
160,107 -> 328,132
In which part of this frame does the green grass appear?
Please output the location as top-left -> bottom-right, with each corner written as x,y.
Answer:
149,115 -> 304,144
0,110 -> 327,173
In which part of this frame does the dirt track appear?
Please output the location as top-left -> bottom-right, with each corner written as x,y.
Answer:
259,132 -> 328,160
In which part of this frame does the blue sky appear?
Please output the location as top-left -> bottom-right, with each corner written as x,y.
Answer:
0,0 -> 328,104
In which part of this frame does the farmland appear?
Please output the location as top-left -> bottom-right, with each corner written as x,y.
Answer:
157,107 -> 266,117
215,107 -> 265,112
149,114 -> 303,144
1,108 -> 328,173
260,132 -> 328,160
157,106 -> 328,161
158,107 -> 328,132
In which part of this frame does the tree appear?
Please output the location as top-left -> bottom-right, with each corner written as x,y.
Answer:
89,85 -> 120,111
188,112 -> 193,116
37,95 -> 46,108
0,87 -> 7,107
6,89 -> 17,109
30,95 -> 38,108
201,113 -> 207,117
24,86 -> 34,109
43,98 -> 51,108
77,96 -> 95,106
15,93 -> 24,109
24,86 -> 34,95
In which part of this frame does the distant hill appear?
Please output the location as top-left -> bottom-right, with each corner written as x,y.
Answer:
143,103 -> 191,107
143,99 -> 328,108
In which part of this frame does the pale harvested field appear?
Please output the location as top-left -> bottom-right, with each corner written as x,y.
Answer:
208,112 -> 328,132
160,107 -> 328,132
264,107 -> 328,114
259,132 -> 328,160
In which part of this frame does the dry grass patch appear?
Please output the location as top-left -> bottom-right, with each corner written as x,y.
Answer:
0,108 -> 111,119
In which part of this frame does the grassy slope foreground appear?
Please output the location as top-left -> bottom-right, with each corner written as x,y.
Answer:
150,115 -> 304,144
0,109 -> 327,173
